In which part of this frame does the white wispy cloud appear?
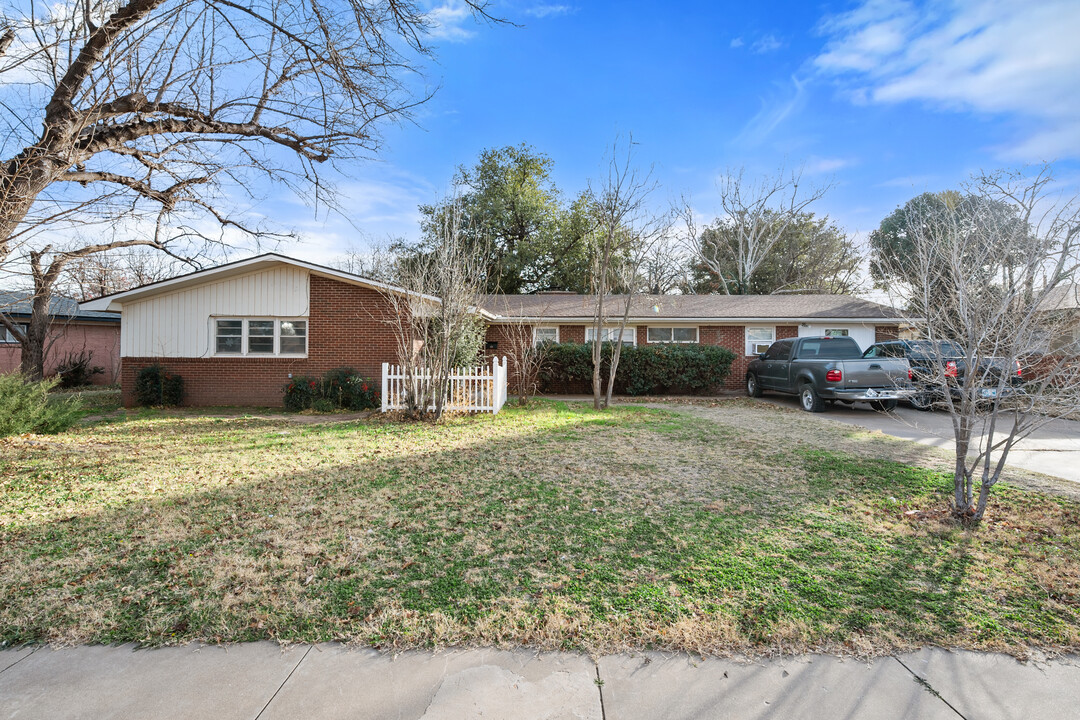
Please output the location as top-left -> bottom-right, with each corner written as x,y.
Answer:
729,37 -> 744,49
751,34 -> 783,54
813,0 -> 1080,160
525,4 -> 574,18
734,75 -> 807,147
426,1 -> 478,42
803,156 -> 857,175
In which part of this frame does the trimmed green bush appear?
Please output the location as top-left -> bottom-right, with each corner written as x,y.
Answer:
134,364 -> 184,406
283,367 -> 379,412
540,342 -> 736,395
0,373 -> 84,437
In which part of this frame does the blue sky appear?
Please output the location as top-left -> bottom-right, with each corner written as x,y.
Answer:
268,0 -> 1080,264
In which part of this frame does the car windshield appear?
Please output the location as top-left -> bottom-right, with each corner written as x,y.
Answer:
907,341 -> 964,358
797,337 -> 863,359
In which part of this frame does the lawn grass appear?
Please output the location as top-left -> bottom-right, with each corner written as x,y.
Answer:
1,400 -> 1077,656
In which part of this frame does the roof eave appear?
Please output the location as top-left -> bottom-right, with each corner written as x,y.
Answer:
487,315 -> 908,324
78,253 -> 440,311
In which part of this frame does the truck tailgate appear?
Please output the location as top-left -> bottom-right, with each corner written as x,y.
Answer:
841,359 -> 908,388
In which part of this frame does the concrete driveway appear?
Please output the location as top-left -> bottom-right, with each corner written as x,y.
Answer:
761,396 -> 1080,484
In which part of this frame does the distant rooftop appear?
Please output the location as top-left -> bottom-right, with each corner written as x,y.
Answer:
0,290 -> 120,322
480,293 -> 904,322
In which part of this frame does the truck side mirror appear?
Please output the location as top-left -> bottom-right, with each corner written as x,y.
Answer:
759,353 -> 768,360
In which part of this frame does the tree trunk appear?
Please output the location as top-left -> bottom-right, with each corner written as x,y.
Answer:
952,431 -> 973,516
592,294 -> 605,411
18,252 -> 67,380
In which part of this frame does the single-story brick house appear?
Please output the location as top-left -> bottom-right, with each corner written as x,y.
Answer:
1,291 -> 121,383
80,253 -> 904,406
480,292 -> 904,392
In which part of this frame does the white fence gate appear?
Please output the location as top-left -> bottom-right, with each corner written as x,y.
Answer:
381,356 -> 508,414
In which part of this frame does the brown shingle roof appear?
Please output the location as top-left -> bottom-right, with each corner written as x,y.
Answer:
480,293 -> 903,322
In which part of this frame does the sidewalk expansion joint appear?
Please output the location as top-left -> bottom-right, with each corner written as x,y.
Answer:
0,647 -> 39,676
893,655 -> 967,720
594,662 -> 607,720
254,644 -> 312,720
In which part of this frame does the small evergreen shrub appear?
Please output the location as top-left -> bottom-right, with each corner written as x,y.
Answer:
282,376 -> 322,412
0,373 -> 84,437
55,349 -> 104,389
282,368 -> 380,412
134,364 -> 184,406
540,342 -> 736,395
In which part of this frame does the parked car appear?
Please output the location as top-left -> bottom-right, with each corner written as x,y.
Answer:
862,340 -> 1024,410
746,336 -> 912,412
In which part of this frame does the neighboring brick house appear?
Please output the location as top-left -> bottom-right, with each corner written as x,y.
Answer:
1,291 -> 121,383
479,292 -> 906,392
81,253 -> 905,406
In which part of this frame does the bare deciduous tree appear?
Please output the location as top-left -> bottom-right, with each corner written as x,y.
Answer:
0,0 -> 491,377
498,314 -> 552,405
59,246 -> 181,300
379,202 -> 487,421
678,168 -> 829,295
588,138 -> 664,409
882,165 -> 1080,523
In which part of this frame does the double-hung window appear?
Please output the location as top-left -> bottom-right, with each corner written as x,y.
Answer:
533,326 -> 559,346
214,318 -> 307,356
647,326 -> 698,344
745,326 -> 775,356
585,326 -> 636,346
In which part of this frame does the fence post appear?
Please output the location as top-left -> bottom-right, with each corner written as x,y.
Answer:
383,363 -> 390,413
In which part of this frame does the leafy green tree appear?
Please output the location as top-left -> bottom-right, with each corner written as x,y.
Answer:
868,191 -> 1031,302
689,211 -> 860,294
417,144 -> 596,293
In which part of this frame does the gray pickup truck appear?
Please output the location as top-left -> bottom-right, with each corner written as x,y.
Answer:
746,336 -> 911,412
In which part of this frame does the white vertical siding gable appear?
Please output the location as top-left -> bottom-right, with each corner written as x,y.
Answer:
121,266 -> 310,357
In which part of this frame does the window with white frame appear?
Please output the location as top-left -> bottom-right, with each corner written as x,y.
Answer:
745,326 -> 775,355
824,328 -> 849,338
1,323 -> 26,344
532,326 -> 559,346
585,326 -> 636,346
214,318 -> 307,356
647,326 -> 698,344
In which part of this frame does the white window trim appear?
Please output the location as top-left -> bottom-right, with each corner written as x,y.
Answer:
213,317 -> 308,357
585,326 -> 637,346
745,326 -> 775,356
1,323 -> 26,344
532,326 -> 559,346
646,326 -> 699,344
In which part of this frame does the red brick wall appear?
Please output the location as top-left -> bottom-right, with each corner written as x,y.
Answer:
121,276 -> 401,407
875,325 -> 900,342
0,321 -> 120,384
559,324 -> 585,344
777,325 -> 799,339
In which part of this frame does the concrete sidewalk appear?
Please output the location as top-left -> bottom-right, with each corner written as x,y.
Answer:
2,644 -> 1078,719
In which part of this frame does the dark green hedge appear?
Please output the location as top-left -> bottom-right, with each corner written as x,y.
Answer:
540,342 -> 736,395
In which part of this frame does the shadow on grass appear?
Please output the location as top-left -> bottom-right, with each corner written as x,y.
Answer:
0,402 -> 1076,654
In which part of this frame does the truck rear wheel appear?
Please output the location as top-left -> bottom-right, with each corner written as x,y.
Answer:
800,384 -> 825,413
908,391 -> 934,411
746,373 -> 763,398
870,399 -> 898,412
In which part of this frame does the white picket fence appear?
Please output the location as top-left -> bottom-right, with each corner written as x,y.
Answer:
381,356 -> 508,414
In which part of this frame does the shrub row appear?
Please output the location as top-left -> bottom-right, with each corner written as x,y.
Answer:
135,364 -> 184,406
0,373 -> 84,437
540,342 -> 736,395
283,367 -> 379,412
